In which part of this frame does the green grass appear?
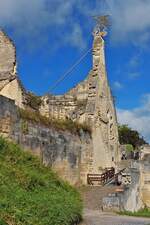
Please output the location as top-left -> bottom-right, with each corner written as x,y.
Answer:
19,108 -> 91,135
119,208 -> 150,218
0,137 -> 82,225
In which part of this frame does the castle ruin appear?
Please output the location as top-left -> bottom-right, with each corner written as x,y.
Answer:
0,28 -> 120,183
40,32 -> 120,170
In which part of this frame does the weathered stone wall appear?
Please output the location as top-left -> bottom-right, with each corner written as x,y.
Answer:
102,164 -> 143,212
40,33 -> 120,172
0,29 -> 120,180
0,95 -> 92,185
0,31 -> 16,85
120,165 -> 144,212
103,158 -> 150,212
0,30 -> 24,108
119,157 -> 150,211
140,150 -> 150,207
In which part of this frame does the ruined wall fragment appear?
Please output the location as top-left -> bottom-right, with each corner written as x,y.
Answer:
0,30 -> 24,108
40,33 -> 120,172
0,29 -> 120,181
0,95 -> 92,185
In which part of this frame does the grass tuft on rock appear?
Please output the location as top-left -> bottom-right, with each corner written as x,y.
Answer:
0,137 -> 82,225
119,208 -> 150,218
19,108 -> 91,135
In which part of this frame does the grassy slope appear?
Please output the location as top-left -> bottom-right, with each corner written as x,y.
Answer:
0,137 -> 82,225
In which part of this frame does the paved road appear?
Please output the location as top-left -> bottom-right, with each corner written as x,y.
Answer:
82,209 -> 150,225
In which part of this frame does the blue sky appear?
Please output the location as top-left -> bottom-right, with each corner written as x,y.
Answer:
0,0 -> 150,142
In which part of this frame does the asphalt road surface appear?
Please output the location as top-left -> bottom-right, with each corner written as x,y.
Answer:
82,209 -> 150,225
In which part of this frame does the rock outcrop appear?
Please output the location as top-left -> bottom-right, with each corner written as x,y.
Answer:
140,146 -> 150,208
0,29 -> 120,183
0,95 -> 93,184
102,153 -> 150,212
40,32 -> 120,172
0,31 -> 25,108
0,31 -> 16,86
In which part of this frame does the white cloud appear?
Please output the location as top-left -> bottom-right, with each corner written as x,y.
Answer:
107,0 -> 150,46
113,81 -> 123,90
117,94 -> 150,143
129,55 -> 140,69
128,72 -> 141,79
64,23 -> 86,49
128,54 -> 142,79
1,0 -> 150,50
0,0 -> 83,50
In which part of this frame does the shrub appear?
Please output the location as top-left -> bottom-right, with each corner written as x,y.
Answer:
118,124 -> 147,148
21,121 -> 29,134
126,144 -> 134,152
0,137 -> 7,152
26,92 -> 42,110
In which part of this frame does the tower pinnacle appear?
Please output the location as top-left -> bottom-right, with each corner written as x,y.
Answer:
92,15 -> 110,37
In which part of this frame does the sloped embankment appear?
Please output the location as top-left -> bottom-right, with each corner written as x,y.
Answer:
0,137 -> 82,225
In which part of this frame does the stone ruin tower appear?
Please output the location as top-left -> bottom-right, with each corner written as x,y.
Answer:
40,31 -> 120,172
89,32 -> 120,170
0,28 -> 120,177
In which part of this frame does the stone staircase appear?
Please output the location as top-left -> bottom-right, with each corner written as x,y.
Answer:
80,186 -> 118,210
117,160 -> 131,171
80,165 -> 131,211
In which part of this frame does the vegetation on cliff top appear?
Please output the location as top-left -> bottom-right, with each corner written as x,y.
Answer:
19,108 -> 91,135
0,137 -> 82,225
26,92 -> 42,111
119,208 -> 150,218
118,124 -> 147,149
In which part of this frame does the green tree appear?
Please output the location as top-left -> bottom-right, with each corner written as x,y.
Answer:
118,124 -> 147,149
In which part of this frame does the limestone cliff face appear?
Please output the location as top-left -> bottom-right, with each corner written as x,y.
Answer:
0,31 -> 16,85
119,157 -> 150,211
90,34 -> 119,171
0,95 -> 93,184
0,30 -> 24,108
140,146 -> 150,208
0,29 -> 120,182
40,33 -> 120,172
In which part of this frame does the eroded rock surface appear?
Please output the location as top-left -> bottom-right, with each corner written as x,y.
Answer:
0,31 -> 16,89
0,29 -> 120,183
40,33 -> 120,172
0,30 -> 25,107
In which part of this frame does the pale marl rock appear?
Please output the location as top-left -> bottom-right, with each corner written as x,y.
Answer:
40,33 -> 120,172
0,29 -> 150,210
0,29 -> 120,183
0,95 -> 93,185
0,31 -> 16,83
140,146 -> 150,208
0,30 -> 24,107
0,78 -> 24,108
